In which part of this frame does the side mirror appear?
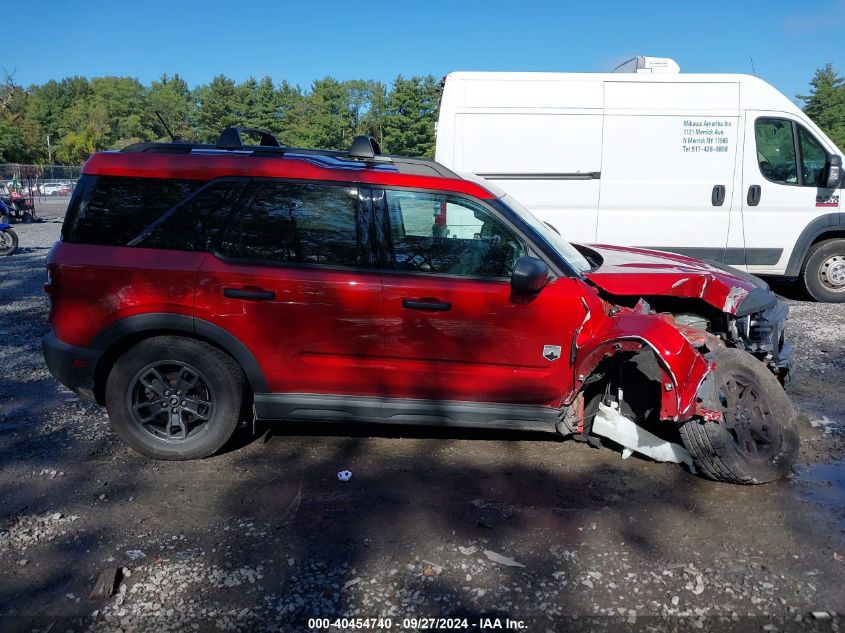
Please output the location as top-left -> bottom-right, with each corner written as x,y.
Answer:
825,154 -> 843,189
511,256 -> 549,294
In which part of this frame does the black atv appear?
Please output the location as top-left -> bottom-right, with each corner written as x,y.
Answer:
0,195 -> 37,224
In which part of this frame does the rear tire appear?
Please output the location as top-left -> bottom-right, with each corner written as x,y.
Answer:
105,336 -> 245,460
22,211 -> 33,224
801,238 -> 845,302
679,348 -> 797,484
0,228 -> 18,256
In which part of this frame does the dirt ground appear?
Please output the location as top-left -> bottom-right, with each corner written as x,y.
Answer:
1,205 -> 844,633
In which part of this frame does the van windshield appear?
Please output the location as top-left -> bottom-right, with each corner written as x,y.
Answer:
501,194 -> 592,274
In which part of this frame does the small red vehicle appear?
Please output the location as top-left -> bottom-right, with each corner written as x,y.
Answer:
42,128 -> 796,483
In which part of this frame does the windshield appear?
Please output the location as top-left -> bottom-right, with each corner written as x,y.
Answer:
501,194 -> 592,274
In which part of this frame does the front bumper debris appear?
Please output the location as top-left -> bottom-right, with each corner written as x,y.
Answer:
733,300 -> 792,384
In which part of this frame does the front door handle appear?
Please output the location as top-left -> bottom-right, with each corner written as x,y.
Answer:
223,287 -> 276,301
711,184 -> 726,206
747,185 -> 762,207
402,298 -> 452,312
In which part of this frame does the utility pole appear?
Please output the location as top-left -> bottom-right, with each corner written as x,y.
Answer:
46,135 -> 53,180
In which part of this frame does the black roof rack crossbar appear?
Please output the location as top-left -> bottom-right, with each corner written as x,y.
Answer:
348,135 -> 382,160
217,127 -> 281,150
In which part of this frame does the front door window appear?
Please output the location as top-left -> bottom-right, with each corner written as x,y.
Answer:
381,189 -> 526,277
755,119 -> 798,185
798,126 -> 828,187
755,118 -> 829,188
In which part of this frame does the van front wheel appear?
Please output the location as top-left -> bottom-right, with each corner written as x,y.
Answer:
802,238 -> 845,302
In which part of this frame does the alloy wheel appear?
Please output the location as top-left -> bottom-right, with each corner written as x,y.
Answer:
717,374 -> 780,460
127,361 -> 216,443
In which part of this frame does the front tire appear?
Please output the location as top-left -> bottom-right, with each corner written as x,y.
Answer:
105,336 -> 245,460
801,238 -> 845,302
679,348 -> 797,484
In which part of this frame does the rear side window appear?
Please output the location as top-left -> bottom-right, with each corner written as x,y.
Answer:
63,176 -> 203,246
130,180 -> 248,251
219,181 -> 370,268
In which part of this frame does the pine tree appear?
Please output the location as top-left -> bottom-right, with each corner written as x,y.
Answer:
276,81 -> 308,147
254,76 -> 282,134
382,75 -> 439,157
194,75 -> 240,142
304,78 -> 353,150
798,64 -> 845,149
362,81 -> 387,147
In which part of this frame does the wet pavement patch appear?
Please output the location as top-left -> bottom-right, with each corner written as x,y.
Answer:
797,460 -> 845,508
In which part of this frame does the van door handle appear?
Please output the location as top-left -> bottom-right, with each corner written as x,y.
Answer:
711,184 -> 726,206
747,185 -> 762,207
223,287 -> 276,301
402,298 -> 452,312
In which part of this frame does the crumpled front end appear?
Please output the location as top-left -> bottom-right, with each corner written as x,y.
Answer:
567,295 -> 724,425
730,298 -> 791,383
581,244 -> 793,384
563,277 -> 799,483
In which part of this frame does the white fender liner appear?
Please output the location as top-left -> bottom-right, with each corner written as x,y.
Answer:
592,402 -> 695,470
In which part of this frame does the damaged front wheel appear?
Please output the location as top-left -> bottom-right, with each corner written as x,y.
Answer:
679,348 -> 797,484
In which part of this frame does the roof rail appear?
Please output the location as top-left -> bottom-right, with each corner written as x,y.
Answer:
216,127 -> 281,150
119,129 -> 461,179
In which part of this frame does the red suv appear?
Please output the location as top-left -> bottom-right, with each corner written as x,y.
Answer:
43,128 -> 796,483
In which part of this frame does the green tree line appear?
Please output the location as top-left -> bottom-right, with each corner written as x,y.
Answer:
0,73 -> 439,164
1,65 -> 844,166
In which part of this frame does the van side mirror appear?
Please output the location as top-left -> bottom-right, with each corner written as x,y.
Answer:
825,155 -> 843,189
511,256 -> 549,294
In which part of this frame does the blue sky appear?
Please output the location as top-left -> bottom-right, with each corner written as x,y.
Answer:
6,0 -> 845,102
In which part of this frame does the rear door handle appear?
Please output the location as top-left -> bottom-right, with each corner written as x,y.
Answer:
402,298 -> 452,312
747,185 -> 762,207
223,287 -> 276,301
711,184 -> 726,206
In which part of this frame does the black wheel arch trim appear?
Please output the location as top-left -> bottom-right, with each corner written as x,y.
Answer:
89,313 -> 268,393
784,212 -> 845,276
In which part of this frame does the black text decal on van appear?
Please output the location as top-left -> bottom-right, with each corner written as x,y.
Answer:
816,194 -> 840,208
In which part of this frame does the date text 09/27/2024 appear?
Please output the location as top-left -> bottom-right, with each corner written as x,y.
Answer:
307,617 -> 528,630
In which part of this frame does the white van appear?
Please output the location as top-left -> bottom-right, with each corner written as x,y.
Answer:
435,57 -> 845,301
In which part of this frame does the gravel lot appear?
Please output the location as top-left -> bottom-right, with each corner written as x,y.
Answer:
1,208 -> 844,632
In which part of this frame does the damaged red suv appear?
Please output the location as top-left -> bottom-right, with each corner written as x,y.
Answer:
43,128 -> 796,483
